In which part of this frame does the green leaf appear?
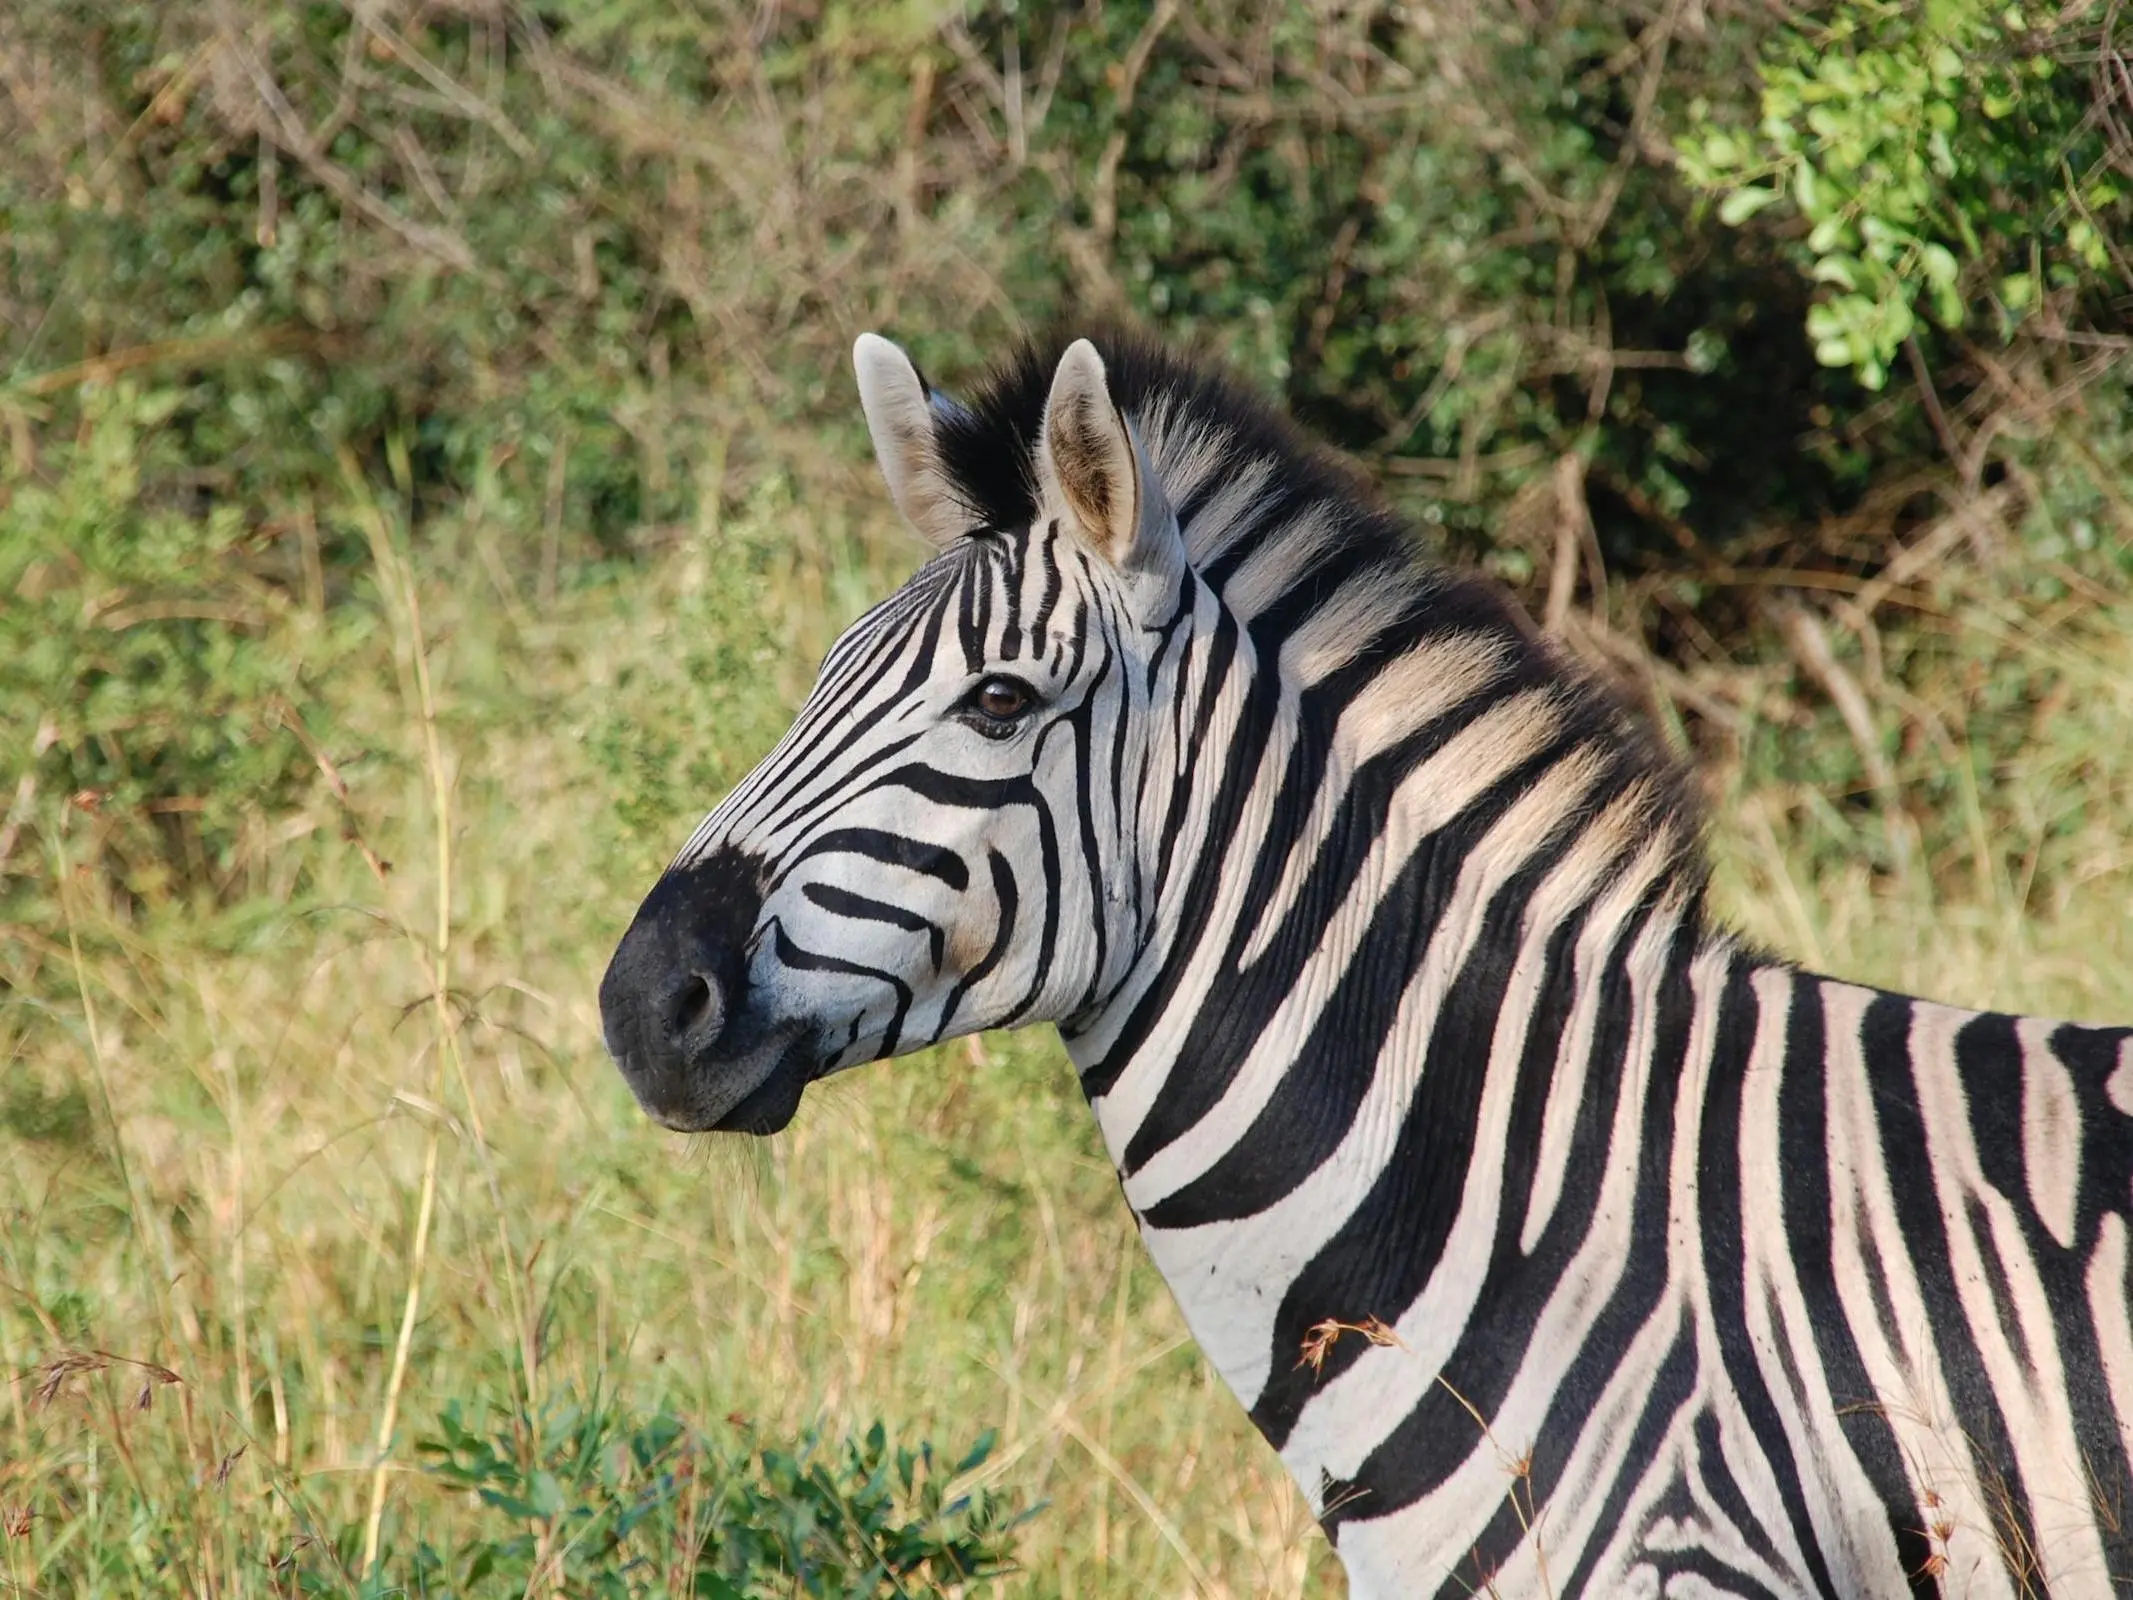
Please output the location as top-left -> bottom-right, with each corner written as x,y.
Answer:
1880,295 -> 1917,348
1807,216 -> 1850,254
2070,219 -> 2110,271
1793,161 -> 1823,216
954,1429 -> 998,1476
527,1470 -> 566,1520
477,1487 -> 544,1521
1718,185 -> 1782,226
1811,255 -> 1861,290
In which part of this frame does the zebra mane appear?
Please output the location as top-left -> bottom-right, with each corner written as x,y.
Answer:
932,328 -> 1393,572
930,330 -> 1712,910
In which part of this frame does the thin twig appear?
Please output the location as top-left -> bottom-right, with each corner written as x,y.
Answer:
0,716 -> 54,879
1773,601 -> 1912,875
231,35 -> 475,271
1903,335 -> 1962,463
1544,454 -> 1588,634
8,329 -> 316,397
342,458 -> 452,1575
1573,0 -> 1690,249
1089,0 -> 1180,247
1852,483 -> 2018,619
336,451 -> 535,1572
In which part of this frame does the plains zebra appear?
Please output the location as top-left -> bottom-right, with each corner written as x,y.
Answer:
598,330 -> 2133,1598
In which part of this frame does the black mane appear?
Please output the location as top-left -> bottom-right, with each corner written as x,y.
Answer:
930,329 -> 1379,541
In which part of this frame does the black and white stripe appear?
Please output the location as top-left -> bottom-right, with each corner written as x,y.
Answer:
600,329 -> 2133,1597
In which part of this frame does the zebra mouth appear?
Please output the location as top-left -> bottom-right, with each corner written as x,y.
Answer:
615,1018 -> 821,1136
611,1000 -> 821,1136
699,1030 -> 820,1135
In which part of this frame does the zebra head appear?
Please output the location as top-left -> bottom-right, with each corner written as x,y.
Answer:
600,335 -> 1200,1134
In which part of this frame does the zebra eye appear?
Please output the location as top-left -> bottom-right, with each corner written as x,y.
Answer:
969,675 -> 1036,726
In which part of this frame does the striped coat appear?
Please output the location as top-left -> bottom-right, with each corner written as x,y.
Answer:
600,330 -> 2133,1597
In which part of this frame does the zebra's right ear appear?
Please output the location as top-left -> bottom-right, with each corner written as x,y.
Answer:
853,333 -> 969,551
1037,339 -> 1181,581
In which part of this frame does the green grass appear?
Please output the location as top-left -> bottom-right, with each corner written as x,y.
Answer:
5,467 -> 2133,1597
1707,582 -> 2133,1028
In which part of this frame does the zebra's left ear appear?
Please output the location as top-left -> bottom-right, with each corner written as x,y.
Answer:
853,332 -> 971,550
1037,339 -> 1180,577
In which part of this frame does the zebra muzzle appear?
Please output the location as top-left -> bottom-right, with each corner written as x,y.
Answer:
599,846 -> 799,1131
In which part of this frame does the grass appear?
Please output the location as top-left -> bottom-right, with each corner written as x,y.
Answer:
5,462 -> 2133,1596
1706,580 -> 2133,1027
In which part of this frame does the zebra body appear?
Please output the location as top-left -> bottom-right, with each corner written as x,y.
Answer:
599,331 -> 2133,1596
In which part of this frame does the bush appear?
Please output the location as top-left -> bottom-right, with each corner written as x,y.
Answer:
958,1 -> 1843,565
399,1394 -> 1028,1599
1678,0 -> 2132,390
8,1363 -> 1029,1599
0,382 -> 360,916
1,1 -> 2128,908
7,0 -> 2110,600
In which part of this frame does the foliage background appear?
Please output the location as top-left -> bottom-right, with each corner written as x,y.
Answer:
1,0 -> 2129,1593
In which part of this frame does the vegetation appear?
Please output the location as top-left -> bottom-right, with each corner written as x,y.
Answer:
1680,0 -> 2131,390
2,1 -> 2129,1594
412,1401 -> 1024,1598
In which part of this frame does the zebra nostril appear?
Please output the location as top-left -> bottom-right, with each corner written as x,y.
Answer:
667,973 -> 718,1041
603,846 -> 768,1080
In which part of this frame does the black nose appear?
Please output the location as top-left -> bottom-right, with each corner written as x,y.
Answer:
600,846 -> 766,1117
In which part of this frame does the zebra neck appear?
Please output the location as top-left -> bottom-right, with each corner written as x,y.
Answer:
1066,694 -> 1732,1512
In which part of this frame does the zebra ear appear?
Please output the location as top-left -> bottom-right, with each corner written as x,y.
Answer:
1038,339 -> 1178,575
853,333 -> 969,550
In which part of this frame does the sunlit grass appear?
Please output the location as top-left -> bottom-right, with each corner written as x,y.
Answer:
1708,589 -> 2133,1027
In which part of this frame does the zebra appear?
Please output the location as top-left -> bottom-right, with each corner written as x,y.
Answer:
598,328 -> 2133,1598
